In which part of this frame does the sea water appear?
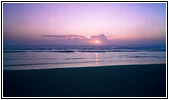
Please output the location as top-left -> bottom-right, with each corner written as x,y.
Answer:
3,45 -> 166,70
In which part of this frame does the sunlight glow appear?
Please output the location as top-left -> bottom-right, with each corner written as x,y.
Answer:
86,36 -> 91,39
95,40 -> 100,44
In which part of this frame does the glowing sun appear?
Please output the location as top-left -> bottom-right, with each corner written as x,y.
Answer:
95,40 -> 101,44
86,36 -> 91,39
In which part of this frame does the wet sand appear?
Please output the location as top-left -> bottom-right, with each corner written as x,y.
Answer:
3,64 -> 166,97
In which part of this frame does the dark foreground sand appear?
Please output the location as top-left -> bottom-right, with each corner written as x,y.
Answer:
3,64 -> 166,97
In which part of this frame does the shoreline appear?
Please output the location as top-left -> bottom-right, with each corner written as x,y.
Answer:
3,64 -> 166,97
3,63 -> 166,71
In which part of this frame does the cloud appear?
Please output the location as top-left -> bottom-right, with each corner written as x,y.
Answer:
42,34 -> 107,40
41,35 -> 85,39
41,34 -> 108,45
90,34 -> 107,41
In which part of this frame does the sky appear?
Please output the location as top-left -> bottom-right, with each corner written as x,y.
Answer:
3,3 -> 166,45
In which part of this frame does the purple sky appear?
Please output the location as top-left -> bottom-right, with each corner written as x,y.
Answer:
3,3 -> 166,45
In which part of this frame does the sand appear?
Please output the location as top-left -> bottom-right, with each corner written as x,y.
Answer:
3,64 -> 166,97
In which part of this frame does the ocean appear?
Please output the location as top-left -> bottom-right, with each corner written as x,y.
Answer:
3,45 -> 166,97
3,45 -> 166,70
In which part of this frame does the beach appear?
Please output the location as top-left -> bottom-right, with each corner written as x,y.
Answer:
3,2 -> 167,98
3,64 -> 166,97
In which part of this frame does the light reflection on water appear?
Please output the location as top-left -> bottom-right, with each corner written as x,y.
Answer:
95,53 -> 99,64
3,51 -> 166,70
